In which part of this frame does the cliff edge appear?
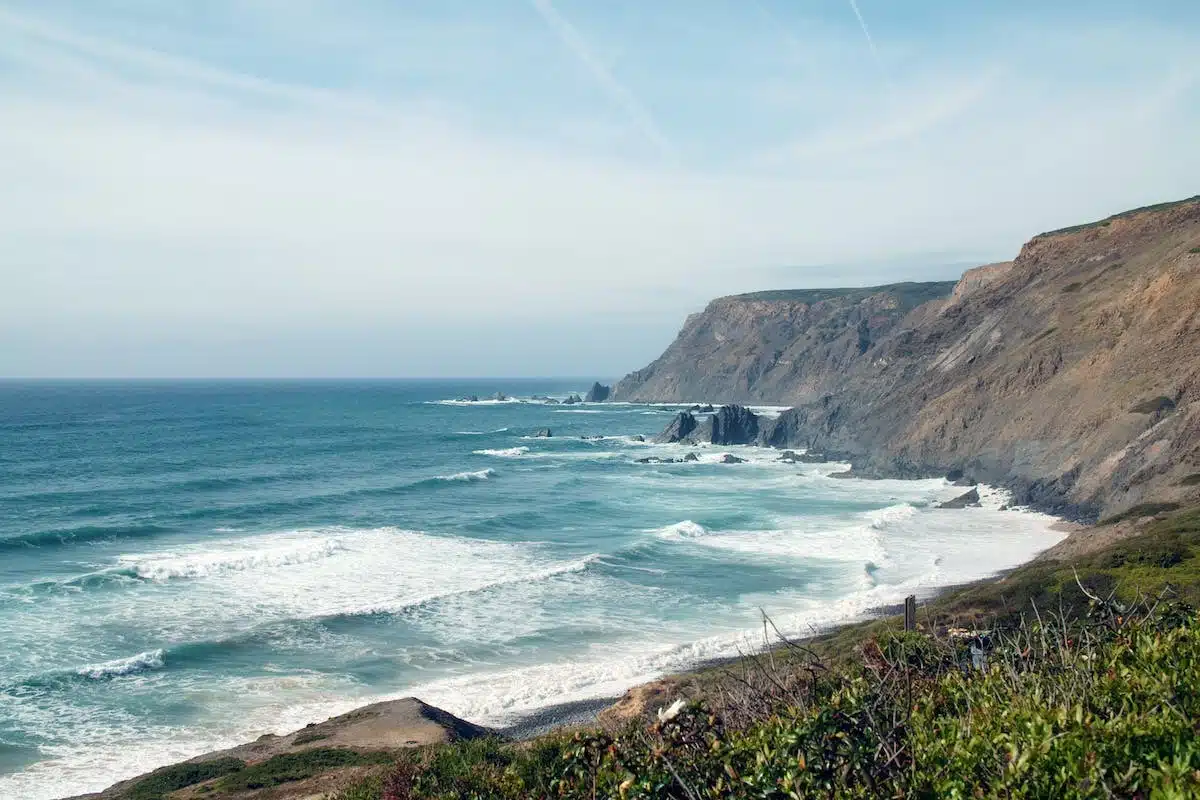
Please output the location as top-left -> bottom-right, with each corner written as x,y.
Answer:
622,196 -> 1200,520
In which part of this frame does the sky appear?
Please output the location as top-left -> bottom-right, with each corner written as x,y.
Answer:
1,1 -> 1197,378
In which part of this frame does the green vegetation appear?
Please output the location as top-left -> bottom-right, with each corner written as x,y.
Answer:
1189,247 -> 1200,254
215,748 -> 391,792
1181,473 -> 1200,487
1038,195 -> 1199,238
292,729 -> 331,745
124,757 -> 245,800
729,281 -> 957,308
1061,281 -> 1082,292
327,508 -> 1200,800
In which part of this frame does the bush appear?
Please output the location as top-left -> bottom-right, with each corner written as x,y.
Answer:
125,757 -> 245,799
217,748 -> 390,792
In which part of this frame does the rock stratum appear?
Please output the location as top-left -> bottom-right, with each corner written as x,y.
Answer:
619,197 -> 1200,521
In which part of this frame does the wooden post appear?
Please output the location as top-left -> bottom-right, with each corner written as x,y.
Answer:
904,595 -> 917,631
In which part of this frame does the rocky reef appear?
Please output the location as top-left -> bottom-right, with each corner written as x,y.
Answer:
632,197 -> 1200,521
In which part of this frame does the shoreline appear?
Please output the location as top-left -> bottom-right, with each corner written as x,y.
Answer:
47,444 -> 1069,800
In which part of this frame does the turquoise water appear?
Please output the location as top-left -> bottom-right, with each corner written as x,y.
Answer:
0,380 -> 1062,797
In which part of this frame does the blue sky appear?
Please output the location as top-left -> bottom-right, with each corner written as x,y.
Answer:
1,1 -> 1197,378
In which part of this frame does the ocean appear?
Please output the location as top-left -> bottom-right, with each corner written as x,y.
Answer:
0,380 -> 1064,798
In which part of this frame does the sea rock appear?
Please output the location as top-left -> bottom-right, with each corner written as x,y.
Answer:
937,488 -> 982,509
631,435 -> 646,442
697,404 -> 715,413
709,405 -> 760,445
655,411 -> 700,444
683,452 -> 700,462
533,428 -> 552,438
562,394 -> 583,405
544,398 -> 560,405
492,392 -> 507,401
721,454 -> 747,464
584,382 -> 611,403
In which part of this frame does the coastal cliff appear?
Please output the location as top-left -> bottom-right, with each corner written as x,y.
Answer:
621,197 -> 1200,520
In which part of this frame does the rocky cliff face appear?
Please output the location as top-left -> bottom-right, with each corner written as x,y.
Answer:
632,197 -> 1200,520
611,283 -> 957,404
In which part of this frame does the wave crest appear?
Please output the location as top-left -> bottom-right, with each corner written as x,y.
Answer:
473,447 -> 529,458
76,650 -> 165,680
120,537 -> 346,582
435,468 -> 496,482
654,520 -> 708,540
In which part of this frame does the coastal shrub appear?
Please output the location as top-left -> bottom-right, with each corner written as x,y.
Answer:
1190,246 -> 1200,254
336,601 -> 1200,799
216,748 -> 390,791
292,729 -> 331,745
124,757 -> 245,799
1181,473 -> 1200,486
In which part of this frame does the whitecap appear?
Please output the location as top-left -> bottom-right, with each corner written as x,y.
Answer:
120,537 -> 346,582
435,469 -> 496,482
472,447 -> 529,458
653,520 -> 708,540
76,649 -> 165,680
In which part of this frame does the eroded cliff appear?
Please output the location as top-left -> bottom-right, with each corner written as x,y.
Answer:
623,197 -> 1200,520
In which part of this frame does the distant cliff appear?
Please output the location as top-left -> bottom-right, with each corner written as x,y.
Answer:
611,282 -> 957,404
621,197 -> 1200,520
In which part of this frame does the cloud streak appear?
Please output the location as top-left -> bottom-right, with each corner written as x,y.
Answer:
847,0 -> 890,90
528,0 -> 676,162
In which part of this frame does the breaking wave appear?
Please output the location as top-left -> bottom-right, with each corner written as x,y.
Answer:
76,650 -> 165,681
472,447 -> 529,458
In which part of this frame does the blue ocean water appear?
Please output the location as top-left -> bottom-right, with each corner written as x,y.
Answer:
0,380 -> 1063,797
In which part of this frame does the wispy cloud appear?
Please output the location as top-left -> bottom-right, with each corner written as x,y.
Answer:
528,0 -> 676,162
846,0 -> 891,90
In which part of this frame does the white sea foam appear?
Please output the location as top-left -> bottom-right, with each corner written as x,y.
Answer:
653,520 -> 708,540
120,536 -> 347,582
76,649 -> 165,680
435,468 -> 496,482
472,446 -> 529,458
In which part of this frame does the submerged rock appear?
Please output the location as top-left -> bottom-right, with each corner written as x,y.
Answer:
721,454 -> 747,464
697,404 -> 715,413
533,428 -> 552,438
562,394 -> 583,405
683,452 -> 700,462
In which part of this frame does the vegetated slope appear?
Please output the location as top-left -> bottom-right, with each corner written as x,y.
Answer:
621,196 -> 1200,519
610,282 -> 958,404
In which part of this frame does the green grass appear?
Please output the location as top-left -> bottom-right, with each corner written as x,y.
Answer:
123,758 -> 245,799
214,748 -> 391,792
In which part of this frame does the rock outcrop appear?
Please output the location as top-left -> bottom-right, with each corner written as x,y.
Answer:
937,488 -> 982,509
655,411 -> 700,443
584,382 -> 611,402
627,197 -> 1200,520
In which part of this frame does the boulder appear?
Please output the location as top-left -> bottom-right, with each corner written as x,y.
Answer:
779,450 -> 801,463
584,382 -> 611,403
937,488 -> 982,509
533,428 -> 552,438
683,452 -> 700,462
655,411 -> 700,443
721,454 -> 747,464
631,435 -> 646,442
